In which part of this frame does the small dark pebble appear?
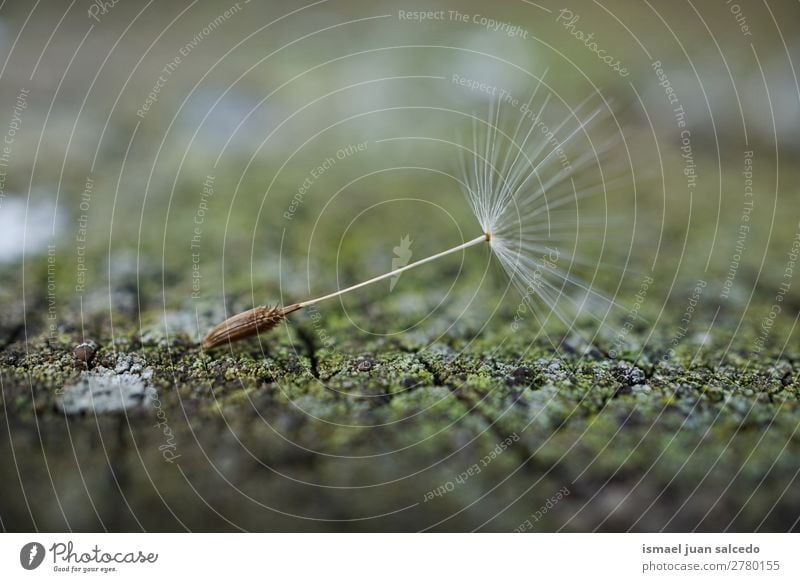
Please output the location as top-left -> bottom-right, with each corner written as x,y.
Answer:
73,341 -> 98,366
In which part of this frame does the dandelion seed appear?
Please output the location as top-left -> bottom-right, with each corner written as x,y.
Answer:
203,90 -> 625,349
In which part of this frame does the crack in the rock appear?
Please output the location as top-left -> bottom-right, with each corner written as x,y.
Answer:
416,352 -> 533,461
295,327 -> 319,380
416,351 -> 587,501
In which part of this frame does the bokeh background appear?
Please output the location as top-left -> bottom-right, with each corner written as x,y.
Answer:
0,0 -> 798,531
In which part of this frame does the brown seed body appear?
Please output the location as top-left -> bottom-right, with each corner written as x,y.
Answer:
201,234 -> 489,351
201,303 -> 302,349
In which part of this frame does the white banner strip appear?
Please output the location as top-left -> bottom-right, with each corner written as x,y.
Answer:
1,533 -> 798,581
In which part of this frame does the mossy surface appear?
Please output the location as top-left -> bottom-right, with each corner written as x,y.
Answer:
1,279 -> 798,532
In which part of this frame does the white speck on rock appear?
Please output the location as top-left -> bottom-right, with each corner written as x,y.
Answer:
58,355 -> 155,414
113,352 -> 150,377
